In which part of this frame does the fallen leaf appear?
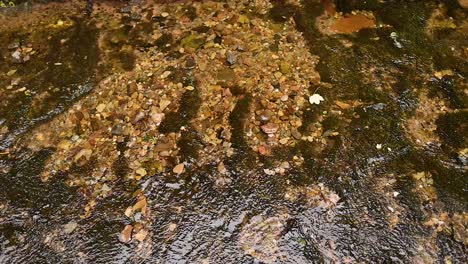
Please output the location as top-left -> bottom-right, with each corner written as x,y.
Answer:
134,229 -> 148,242
133,197 -> 147,215
173,163 -> 184,174
124,206 -> 133,218
434,70 -> 453,79
335,100 -> 352,109
119,225 -> 133,243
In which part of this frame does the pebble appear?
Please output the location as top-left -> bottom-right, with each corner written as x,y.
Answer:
11,50 -> 22,62
257,110 -> 271,123
258,145 -> 269,155
136,168 -> 147,177
261,123 -> 279,135
291,128 -> 302,140
96,103 -> 106,112
64,221 -> 78,234
111,124 -> 124,135
218,162 -> 227,174
226,51 -> 237,65
159,99 -> 171,111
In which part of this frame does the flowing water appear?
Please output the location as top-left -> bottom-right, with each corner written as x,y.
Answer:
0,0 -> 466,263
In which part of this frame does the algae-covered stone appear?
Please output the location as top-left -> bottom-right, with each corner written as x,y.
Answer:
180,34 -> 205,50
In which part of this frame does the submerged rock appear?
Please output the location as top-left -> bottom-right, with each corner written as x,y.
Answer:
239,214 -> 289,263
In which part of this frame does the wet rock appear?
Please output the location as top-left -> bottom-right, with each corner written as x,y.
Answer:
226,51 -> 237,65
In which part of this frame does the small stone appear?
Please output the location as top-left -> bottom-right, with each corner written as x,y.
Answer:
218,162 -> 227,174
226,51 -> 237,65
11,50 -> 21,62
111,124 -> 124,136
173,163 -> 184,174
258,145 -> 270,155
136,168 -> 147,177
96,103 -> 106,112
286,34 -> 296,43
161,12 -> 169,17
185,85 -> 195,91
291,128 -> 302,140
309,94 -> 324,105
7,69 -> 16,76
237,15 -> 250,24
64,221 -> 78,234
159,99 -> 171,111
168,223 -> 177,232
133,111 -> 145,124
160,71 -> 171,79
274,71 -> 282,79
279,138 -> 289,145
119,225 -> 133,243
257,110 -> 271,123
151,112 -> 164,124
261,123 -> 279,135
279,62 -> 290,74
127,83 -> 138,95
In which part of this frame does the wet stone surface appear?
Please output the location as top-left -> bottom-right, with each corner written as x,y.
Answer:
0,0 -> 467,263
